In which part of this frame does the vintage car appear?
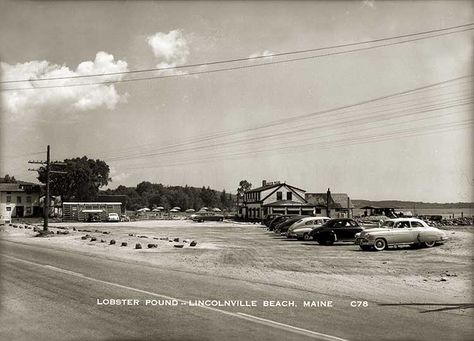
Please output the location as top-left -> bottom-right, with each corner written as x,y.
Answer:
355,218 -> 448,251
308,218 -> 364,245
274,216 -> 306,234
268,215 -> 299,231
191,212 -> 224,222
286,216 -> 331,240
263,214 -> 282,227
107,213 -> 120,222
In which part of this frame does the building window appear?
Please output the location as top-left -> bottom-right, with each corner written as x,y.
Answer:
286,192 -> 292,201
26,207 -> 32,214
17,196 -> 22,204
276,192 -> 282,200
6,207 -> 11,211
26,196 -> 32,203
6,196 -> 11,203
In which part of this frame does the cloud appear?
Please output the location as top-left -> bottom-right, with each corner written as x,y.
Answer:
248,50 -> 275,61
1,52 -> 129,121
147,30 -> 189,71
362,0 -> 376,9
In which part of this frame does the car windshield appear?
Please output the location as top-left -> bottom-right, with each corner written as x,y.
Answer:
381,221 -> 395,228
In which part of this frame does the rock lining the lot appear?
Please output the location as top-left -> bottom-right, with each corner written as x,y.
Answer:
147,244 -> 158,249
190,241 -> 197,247
110,240 -> 116,245
135,243 -> 142,249
174,244 -> 184,248
121,242 -> 128,247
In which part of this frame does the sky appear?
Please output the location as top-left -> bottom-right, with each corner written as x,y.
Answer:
0,0 -> 473,202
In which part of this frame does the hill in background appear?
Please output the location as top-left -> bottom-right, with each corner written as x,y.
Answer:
352,199 -> 473,209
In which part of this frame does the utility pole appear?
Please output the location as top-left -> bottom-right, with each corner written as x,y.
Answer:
28,145 -> 67,232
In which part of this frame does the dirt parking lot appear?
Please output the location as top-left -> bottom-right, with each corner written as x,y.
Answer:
2,220 -> 472,308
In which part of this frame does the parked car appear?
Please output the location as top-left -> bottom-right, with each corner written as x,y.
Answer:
86,213 -> 101,222
308,218 -> 364,245
263,214 -> 282,227
274,216 -> 305,234
107,213 -> 120,222
355,218 -> 448,251
268,215 -> 298,231
287,216 -> 331,240
192,212 -> 224,222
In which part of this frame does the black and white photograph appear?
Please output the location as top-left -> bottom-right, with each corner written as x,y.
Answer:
0,1 -> 473,340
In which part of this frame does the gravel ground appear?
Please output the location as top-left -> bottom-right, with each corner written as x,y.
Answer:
1,220 -> 472,309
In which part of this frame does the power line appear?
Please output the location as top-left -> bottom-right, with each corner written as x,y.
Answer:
101,88 -> 473,160
105,99 -> 472,162
81,76 -> 473,158
96,75 -> 472,161
3,27 -> 473,91
2,22 -> 473,85
118,119 -> 473,171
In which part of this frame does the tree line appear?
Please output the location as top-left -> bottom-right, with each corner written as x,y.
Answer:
103,182 -> 235,211
4,155 -> 248,212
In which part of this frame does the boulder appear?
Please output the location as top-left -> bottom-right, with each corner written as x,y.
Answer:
147,244 -> 158,248
110,240 -> 116,245
174,244 -> 184,248
190,241 -> 197,247
173,238 -> 179,242
121,242 -> 128,247
135,243 -> 142,249
90,237 -> 97,242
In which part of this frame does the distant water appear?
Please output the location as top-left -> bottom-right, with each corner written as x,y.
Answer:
353,208 -> 473,218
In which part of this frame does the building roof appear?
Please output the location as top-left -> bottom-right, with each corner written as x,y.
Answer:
246,183 -> 281,193
0,182 -> 42,192
246,182 -> 306,193
63,202 -> 122,205
263,200 -> 315,207
305,193 -> 342,209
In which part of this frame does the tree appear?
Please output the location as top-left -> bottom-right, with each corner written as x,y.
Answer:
220,189 -> 229,209
37,156 -> 110,201
1,174 -> 16,183
237,180 -> 252,197
236,180 -> 252,208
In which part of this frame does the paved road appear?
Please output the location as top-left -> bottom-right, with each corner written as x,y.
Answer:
0,239 -> 472,341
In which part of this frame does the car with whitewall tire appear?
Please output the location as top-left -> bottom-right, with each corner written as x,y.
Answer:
355,218 -> 448,251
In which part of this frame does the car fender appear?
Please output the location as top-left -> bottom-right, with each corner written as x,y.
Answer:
417,231 -> 438,243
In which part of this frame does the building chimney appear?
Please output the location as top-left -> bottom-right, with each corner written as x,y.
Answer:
326,188 -> 331,218
262,180 -> 267,186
